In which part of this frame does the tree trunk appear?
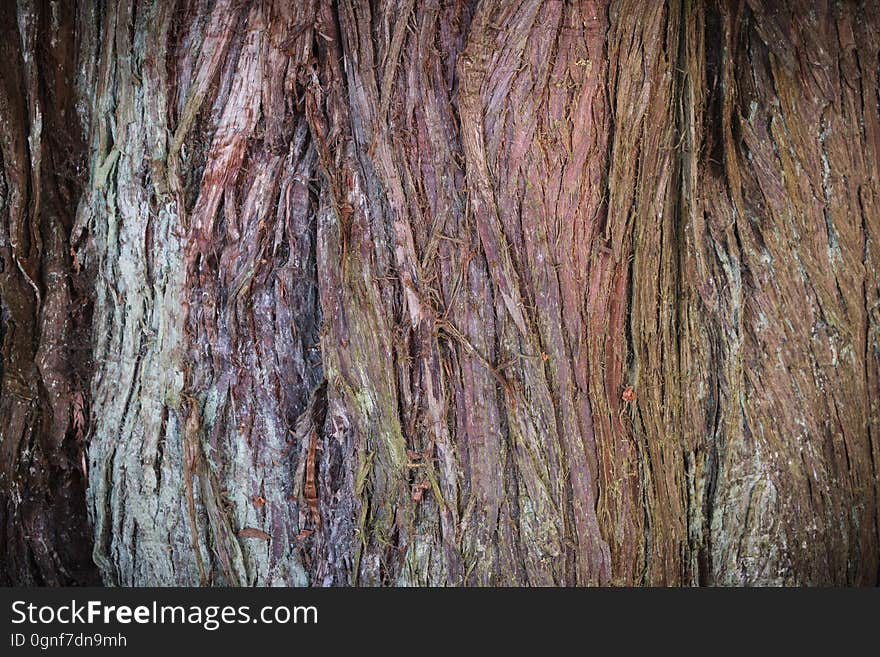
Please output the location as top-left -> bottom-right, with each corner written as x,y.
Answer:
1,0 -> 878,586
0,0 -> 99,585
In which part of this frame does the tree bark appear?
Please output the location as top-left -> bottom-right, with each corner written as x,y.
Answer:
0,0 -> 99,585
1,0 -> 878,586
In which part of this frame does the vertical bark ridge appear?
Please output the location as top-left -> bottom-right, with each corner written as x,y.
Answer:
618,0 -> 689,585
0,0 -> 98,585
674,0 -> 880,585
82,0 -> 323,585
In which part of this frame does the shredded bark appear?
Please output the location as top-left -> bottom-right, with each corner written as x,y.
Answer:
1,0 -> 878,586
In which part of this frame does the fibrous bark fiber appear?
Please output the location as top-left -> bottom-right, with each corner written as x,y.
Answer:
1,0 -> 878,586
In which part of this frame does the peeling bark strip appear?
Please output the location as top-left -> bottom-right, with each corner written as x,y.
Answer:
1,0 -> 878,586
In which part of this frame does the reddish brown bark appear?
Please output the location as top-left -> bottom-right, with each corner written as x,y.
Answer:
1,0 -> 878,586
